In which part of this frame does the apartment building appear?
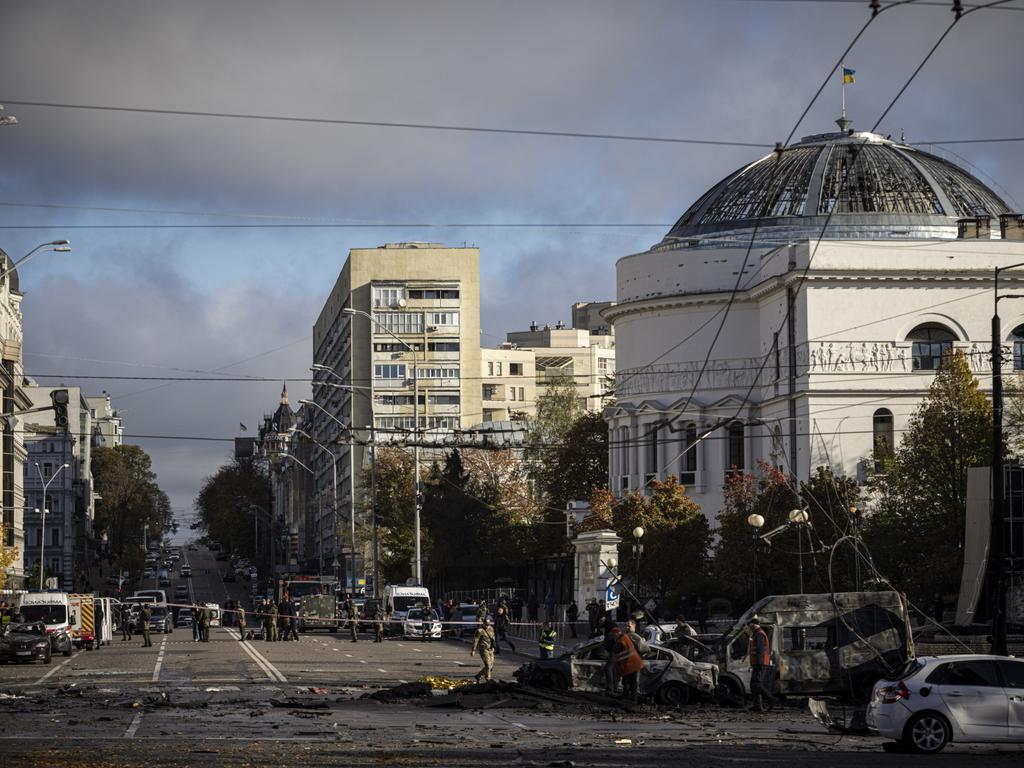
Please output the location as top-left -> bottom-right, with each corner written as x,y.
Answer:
480,347 -> 536,422
310,243 -> 481,588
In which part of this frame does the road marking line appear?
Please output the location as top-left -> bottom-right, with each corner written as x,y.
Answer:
359,659 -> 367,664
151,638 -> 167,683
32,654 -> 76,686
377,668 -> 388,673
230,630 -> 287,682
344,653 -> 352,658
124,711 -> 143,738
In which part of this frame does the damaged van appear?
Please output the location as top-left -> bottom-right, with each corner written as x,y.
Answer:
696,591 -> 914,704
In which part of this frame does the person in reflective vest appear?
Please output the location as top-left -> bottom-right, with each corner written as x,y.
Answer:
539,621 -> 557,659
746,616 -> 774,705
609,625 -> 644,703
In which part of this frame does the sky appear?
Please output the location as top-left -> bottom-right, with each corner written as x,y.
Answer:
1,0 -> 1022,527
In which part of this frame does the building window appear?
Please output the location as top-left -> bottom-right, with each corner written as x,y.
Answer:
646,425 -> 659,483
726,422 -> 745,474
873,408 -> 894,472
427,341 -> 460,352
1012,325 -> 1024,370
374,342 -> 424,353
510,363 -> 523,376
907,323 -> 956,370
487,361 -> 494,376
509,387 -> 516,401
495,361 -> 503,376
50,528 -> 60,547
430,394 -> 460,406
518,387 -> 525,400
420,367 -> 460,379
482,384 -> 496,401
428,311 -> 459,327
408,288 -> 459,300
374,311 -> 423,335
374,363 -> 407,380
681,423 -> 698,486
372,285 -> 405,308
43,462 -> 53,477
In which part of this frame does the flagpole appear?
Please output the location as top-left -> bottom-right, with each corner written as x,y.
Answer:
841,61 -> 846,120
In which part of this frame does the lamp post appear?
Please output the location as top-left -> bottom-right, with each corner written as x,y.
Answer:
34,461 -> 69,590
312,364 -> 380,598
990,262 -> 1024,655
788,508 -> 810,593
747,513 -> 765,601
0,240 -> 71,284
631,526 -> 644,610
343,305 -> 423,586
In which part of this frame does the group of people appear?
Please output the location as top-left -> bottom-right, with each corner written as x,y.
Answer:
255,596 -> 299,642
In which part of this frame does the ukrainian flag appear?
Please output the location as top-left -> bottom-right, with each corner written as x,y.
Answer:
843,68 -> 856,84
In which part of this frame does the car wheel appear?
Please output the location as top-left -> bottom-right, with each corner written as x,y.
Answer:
44,651 -> 52,664
717,676 -> 744,705
63,646 -> 72,657
657,681 -> 690,707
903,712 -> 950,754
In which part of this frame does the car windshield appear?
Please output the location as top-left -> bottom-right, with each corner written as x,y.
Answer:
392,596 -> 427,612
6,622 -> 45,635
20,604 -> 67,624
407,609 -> 423,620
286,582 -> 330,598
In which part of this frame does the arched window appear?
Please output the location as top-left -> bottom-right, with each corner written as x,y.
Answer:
907,323 -> 957,370
1012,325 -> 1024,371
680,423 -> 698,486
872,408 -> 894,471
726,421 -> 745,475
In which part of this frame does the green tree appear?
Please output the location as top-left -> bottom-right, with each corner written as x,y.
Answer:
360,447 -> 416,586
581,477 -> 710,609
864,350 -> 994,603
92,445 -> 171,577
194,457 -> 270,571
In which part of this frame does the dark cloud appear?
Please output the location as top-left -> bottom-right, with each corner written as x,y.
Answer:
1,0 -> 1021,515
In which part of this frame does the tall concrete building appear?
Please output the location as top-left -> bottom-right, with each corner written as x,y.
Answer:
480,346 -> 536,422
310,243 -> 481,589
0,250 -> 32,590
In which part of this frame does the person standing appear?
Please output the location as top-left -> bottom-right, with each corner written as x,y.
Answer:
609,626 -> 644,704
471,616 -> 496,682
346,598 -> 359,643
140,603 -> 153,648
586,599 -> 600,637
120,603 -> 133,641
199,604 -> 211,642
373,605 -> 385,643
268,600 -> 279,641
261,599 -> 273,642
538,621 -> 557,659
493,605 -> 515,654
566,600 -> 579,639
746,616 -> 774,709
694,597 -> 708,635
237,606 -> 247,641
191,603 -> 201,642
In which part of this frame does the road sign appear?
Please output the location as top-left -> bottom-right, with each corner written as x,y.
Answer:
605,582 -> 621,611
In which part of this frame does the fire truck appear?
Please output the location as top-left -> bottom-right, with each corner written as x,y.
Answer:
275,576 -> 339,632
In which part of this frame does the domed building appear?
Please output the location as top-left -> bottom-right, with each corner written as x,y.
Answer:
603,121 -> 1024,518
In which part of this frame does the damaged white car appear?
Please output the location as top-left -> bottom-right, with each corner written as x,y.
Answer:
515,639 -> 718,705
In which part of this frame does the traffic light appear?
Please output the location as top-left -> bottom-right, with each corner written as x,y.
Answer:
50,389 -> 69,431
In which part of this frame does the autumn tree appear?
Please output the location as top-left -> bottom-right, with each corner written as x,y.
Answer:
194,456 -> 270,571
0,525 -> 17,589
864,349 -> 994,603
359,447 -> 416,586
92,445 -> 171,576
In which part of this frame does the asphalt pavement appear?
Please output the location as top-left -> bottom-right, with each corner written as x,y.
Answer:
1,543 -> 1021,766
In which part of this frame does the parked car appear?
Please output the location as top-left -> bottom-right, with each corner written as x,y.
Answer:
147,606 -> 174,634
0,622 -> 53,664
403,608 -> 442,640
180,565 -> 192,577
515,639 -> 718,706
866,654 -> 1024,754
451,603 -> 481,637
176,610 -> 193,628
143,567 -> 155,579
174,585 -> 190,600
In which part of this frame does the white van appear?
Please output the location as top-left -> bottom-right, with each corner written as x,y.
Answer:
17,591 -> 71,634
383,585 -> 430,633
131,589 -> 168,607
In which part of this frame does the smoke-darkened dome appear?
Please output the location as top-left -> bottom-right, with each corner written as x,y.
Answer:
663,128 -> 1011,245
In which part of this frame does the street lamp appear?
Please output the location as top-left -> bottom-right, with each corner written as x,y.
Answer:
343,305 -> 424,586
0,240 -> 71,283
34,461 -> 70,590
631,526 -> 644,609
747,514 -> 765,601
312,364 -> 380,598
990,262 -> 1024,656
788,508 -> 810,593
290,416 -> 345,591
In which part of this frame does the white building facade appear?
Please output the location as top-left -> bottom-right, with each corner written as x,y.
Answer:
604,125 -> 1024,519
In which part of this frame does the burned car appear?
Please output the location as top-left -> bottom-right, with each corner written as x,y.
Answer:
697,591 -> 913,704
514,638 -> 717,705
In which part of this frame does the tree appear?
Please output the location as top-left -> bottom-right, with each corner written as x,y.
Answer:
864,350 -> 994,603
92,445 -> 171,577
713,462 -> 862,610
0,525 -> 17,589
193,457 -> 270,571
360,447 -> 416,586
580,477 -> 710,609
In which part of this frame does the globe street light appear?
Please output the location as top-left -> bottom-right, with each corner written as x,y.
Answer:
747,513 -> 765,601
788,508 -> 811,592
631,526 -> 644,609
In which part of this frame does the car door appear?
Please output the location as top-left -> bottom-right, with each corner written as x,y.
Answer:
932,660 -> 1008,740
997,659 -> 1024,740
570,644 -> 609,692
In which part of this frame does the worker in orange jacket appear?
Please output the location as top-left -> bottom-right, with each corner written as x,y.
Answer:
608,625 -> 644,703
747,616 -> 774,707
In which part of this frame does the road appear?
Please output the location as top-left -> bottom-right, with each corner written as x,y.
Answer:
1,544 -> 1021,766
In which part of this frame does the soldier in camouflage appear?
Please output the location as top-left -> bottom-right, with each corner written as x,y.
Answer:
471,616 -> 496,682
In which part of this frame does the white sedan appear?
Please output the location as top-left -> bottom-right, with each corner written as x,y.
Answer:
402,608 -> 442,640
866,654 -> 1024,753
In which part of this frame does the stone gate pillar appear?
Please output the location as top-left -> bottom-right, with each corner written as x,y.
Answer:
572,529 -> 621,610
